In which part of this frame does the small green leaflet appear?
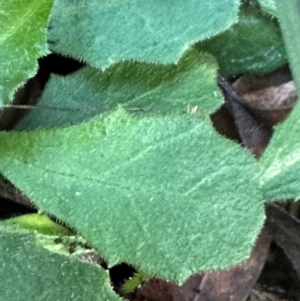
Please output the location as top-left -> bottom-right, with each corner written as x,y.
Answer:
16,49 -> 223,130
259,102 -> 300,201
47,0 -> 240,70
0,0 -> 53,106
0,225 -> 121,301
197,6 -> 286,76
0,109 -> 265,283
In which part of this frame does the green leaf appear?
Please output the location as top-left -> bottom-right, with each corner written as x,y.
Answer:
2,213 -> 73,236
257,0 -> 278,17
274,0 -> 300,94
260,0 -> 300,201
16,50 -> 223,130
259,102 -> 300,201
47,0 -> 240,70
0,225 -> 121,301
0,109 -> 264,283
0,0 -> 53,106
197,6 -> 286,76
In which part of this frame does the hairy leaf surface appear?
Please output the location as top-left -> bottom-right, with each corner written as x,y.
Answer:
16,50 -> 222,130
47,0 -> 239,70
197,6 -> 286,76
0,225 -> 121,301
260,103 -> 300,201
0,0 -> 52,105
0,110 -> 264,283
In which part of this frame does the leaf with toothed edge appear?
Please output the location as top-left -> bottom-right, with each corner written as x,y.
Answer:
2,213 -> 73,236
0,0 -> 53,106
0,108 -> 264,283
15,49 -> 223,130
259,102 -> 300,201
197,6 -> 286,76
47,0 -> 240,70
0,225 -> 121,301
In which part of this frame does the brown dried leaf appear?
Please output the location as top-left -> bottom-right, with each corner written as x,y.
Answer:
242,81 -> 297,110
266,204 -> 300,280
218,76 -> 272,157
232,69 -> 296,127
174,229 -> 271,301
248,284 -> 291,301
131,278 -> 181,301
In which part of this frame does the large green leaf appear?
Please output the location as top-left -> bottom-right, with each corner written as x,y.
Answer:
47,0 -> 240,70
0,109 -> 264,283
16,50 -> 223,130
0,225 -> 121,301
259,102 -> 300,201
0,0 -> 53,106
197,6 -> 286,76
260,0 -> 300,202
